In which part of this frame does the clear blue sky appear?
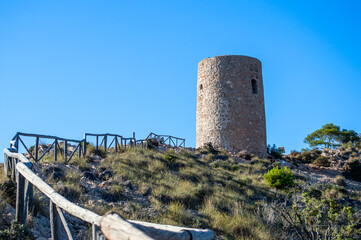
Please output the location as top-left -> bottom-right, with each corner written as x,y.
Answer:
1,0 -> 361,160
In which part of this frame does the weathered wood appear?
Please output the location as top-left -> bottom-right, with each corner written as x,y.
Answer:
115,137 -> 118,153
83,140 -> 87,156
4,154 -> 8,176
15,132 -> 82,143
15,162 -> 102,225
104,136 -> 107,153
78,142 -> 82,159
56,206 -> 74,240
18,137 -> 35,160
64,140 -> 68,162
129,220 -> 215,240
100,212 -> 154,240
35,136 -> 39,162
54,139 -> 58,162
66,144 -> 80,163
50,200 -> 62,240
93,224 -> 106,240
16,168 -> 26,224
96,136 -> 99,153
38,141 -> 56,161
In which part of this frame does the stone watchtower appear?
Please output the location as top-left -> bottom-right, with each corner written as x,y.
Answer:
196,55 -> 267,157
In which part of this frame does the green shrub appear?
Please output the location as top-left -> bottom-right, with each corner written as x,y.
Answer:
146,138 -> 159,149
343,158 -> 361,182
0,221 -> 35,240
164,150 -> 177,163
263,167 -> 295,189
334,175 -> 346,186
267,144 -> 282,159
313,156 -> 330,167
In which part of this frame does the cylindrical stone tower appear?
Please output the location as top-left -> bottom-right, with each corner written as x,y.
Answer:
196,55 -> 267,157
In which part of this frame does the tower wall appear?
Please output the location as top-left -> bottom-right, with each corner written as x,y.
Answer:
196,55 -> 267,157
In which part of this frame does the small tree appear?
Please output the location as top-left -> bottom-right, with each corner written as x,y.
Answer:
304,123 -> 360,149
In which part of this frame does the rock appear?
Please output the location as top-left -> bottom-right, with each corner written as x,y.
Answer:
141,187 -> 152,196
49,171 -> 64,181
278,160 -> 296,169
298,164 -> 311,171
99,170 -> 113,180
237,150 -> 252,160
83,171 -> 97,181
98,181 -> 111,188
122,180 -> 135,190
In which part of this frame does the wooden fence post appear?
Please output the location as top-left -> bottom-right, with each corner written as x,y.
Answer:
35,136 -> 39,162
16,169 -> 26,224
50,200 -> 62,240
64,141 -> 68,162
84,140 -> 87,156
104,136 -> 107,153
4,154 -> 8,176
78,142 -> 82,159
26,162 -> 34,216
54,139 -> 58,162
115,137 -> 118,153
96,136 -> 99,153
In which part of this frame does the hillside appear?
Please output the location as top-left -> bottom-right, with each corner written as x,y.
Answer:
1,142 -> 361,239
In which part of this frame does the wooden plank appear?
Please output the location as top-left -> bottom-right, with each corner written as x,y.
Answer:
16,162 -> 103,225
96,136 -> 99,153
56,206 -> 74,240
66,144 -> 80,163
4,154 -> 8,176
64,140 -> 68,162
38,141 -> 56,161
35,136 -> 39,162
50,200 -> 62,240
129,220 -> 215,240
83,140 -> 87,156
18,137 -> 35,161
16,169 -> 26,224
54,139 -> 58,162
16,132 -> 82,143
100,212 -> 154,240
78,142 -> 82,159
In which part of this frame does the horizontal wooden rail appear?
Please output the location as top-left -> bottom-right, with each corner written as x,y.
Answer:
12,132 -> 84,143
146,133 -> 186,147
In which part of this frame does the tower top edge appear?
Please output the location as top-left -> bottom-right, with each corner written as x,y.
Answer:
198,55 -> 261,64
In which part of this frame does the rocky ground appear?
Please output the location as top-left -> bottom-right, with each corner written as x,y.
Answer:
1,143 -> 360,239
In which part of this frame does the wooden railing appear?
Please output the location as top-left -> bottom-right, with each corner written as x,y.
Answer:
84,133 -> 147,154
10,132 -> 86,163
3,133 -> 212,240
146,133 -> 186,148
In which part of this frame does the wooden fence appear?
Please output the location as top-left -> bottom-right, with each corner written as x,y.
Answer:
146,133 -> 186,148
3,133 -> 213,240
84,133 -> 148,154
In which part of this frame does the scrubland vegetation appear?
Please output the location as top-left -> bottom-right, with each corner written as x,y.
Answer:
1,126 -> 361,239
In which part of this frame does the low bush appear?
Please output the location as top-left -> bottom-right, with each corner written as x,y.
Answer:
343,158 -> 361,182
0,221 -> 35,240
313,156 -> 330,167
263,167 -> 295,189
334,175 -> 347,186
164,150 -> 177,163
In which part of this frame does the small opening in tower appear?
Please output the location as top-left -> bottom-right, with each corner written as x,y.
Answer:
252,79 -> 258,94
199,84 -> 203,90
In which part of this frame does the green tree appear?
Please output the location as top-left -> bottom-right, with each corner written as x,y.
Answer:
304,123 -> 361,148
304,123 -> 341,149
304,123 -> 360,149
339,129 -> 360,144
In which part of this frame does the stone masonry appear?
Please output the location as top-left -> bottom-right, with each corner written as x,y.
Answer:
196,55 -> 267,157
